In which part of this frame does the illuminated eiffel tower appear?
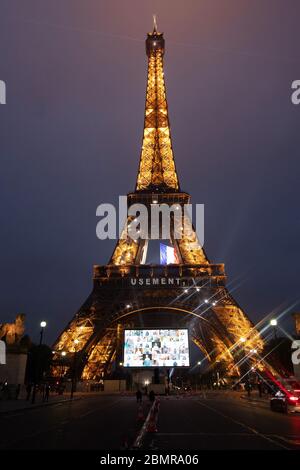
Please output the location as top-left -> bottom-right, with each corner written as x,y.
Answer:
53,22 -> 264,380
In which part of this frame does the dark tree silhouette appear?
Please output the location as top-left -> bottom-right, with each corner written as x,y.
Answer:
263,337 -> 294,376
25,344 -> 52,383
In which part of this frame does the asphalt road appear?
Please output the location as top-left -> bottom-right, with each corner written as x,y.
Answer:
148,393 -> 300,450
1,392 -> 300,450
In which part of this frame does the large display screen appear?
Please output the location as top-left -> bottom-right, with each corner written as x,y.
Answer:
123,329 -> 190,367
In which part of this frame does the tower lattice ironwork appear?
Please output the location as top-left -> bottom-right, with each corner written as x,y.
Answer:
52,24 -> 264,381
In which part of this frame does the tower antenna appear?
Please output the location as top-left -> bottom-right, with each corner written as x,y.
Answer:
153,14 -> 158,33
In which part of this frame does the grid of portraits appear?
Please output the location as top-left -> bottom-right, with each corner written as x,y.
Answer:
124,329 -> 190,367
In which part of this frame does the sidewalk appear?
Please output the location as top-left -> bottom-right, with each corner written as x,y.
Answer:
195,388 -> 270,408
0,390 -> 135,414
240,392 -> 270,407
0,392 -> 84,414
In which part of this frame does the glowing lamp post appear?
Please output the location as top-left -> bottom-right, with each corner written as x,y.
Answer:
238,337 -> 249,380
39,321 -> 47,346
71,339 -> 79,400
32,321 -> 47,404
270,319 -> 278,339
196,361 -> 202,391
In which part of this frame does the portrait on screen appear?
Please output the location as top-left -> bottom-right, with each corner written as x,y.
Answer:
123,329 -> 190,367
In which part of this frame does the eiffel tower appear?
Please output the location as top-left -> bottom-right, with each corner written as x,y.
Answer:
53,22 -> 264,380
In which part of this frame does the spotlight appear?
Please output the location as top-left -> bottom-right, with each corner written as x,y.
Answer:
270,319 -> 277,326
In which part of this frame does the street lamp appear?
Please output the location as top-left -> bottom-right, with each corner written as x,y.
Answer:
32,321 -> 47,404
238,337 -> 249,382
270,319 -> 278,339
71,340 -> 79,400
59,351 -> 67,381
39,321 -> 47,346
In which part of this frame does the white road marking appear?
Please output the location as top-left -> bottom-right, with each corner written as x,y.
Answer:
196,400 -> 289,450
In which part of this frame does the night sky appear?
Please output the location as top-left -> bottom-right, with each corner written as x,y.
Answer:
0,1 -> 299,345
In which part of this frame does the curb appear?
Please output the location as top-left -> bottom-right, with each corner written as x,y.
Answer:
240,395 -> 269,407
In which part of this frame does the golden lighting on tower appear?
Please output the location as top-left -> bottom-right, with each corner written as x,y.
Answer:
136,28 -> 179,191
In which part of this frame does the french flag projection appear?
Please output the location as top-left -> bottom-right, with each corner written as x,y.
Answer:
160,243 -> 179,265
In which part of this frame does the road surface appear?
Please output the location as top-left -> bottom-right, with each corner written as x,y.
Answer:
1,392 -> 300,450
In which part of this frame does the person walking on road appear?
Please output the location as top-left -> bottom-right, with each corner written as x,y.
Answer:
26,383 -> 32,401
136,389 -> 142,403
258,380 -> 263,398
149,390 -> 155,403
44,384 -> 50,402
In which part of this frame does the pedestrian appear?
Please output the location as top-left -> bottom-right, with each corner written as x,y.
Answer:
26,383 -> 32,401
136,389 -> 142,403
41,383 -> 45,401
15,384 -> 21,400
257,381 -> 263,398
44,384 -> 50,402
149,390 -> 155,403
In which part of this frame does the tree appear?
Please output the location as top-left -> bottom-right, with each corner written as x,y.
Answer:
262,337 -> 294,376
25,344 -> 52,383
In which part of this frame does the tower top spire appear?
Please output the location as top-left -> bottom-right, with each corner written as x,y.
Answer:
146,16 -> 165,57
136,27 -> 179,192
153,14 -> 158,33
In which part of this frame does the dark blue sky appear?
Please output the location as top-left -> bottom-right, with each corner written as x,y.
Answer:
0,0 -> 299,344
